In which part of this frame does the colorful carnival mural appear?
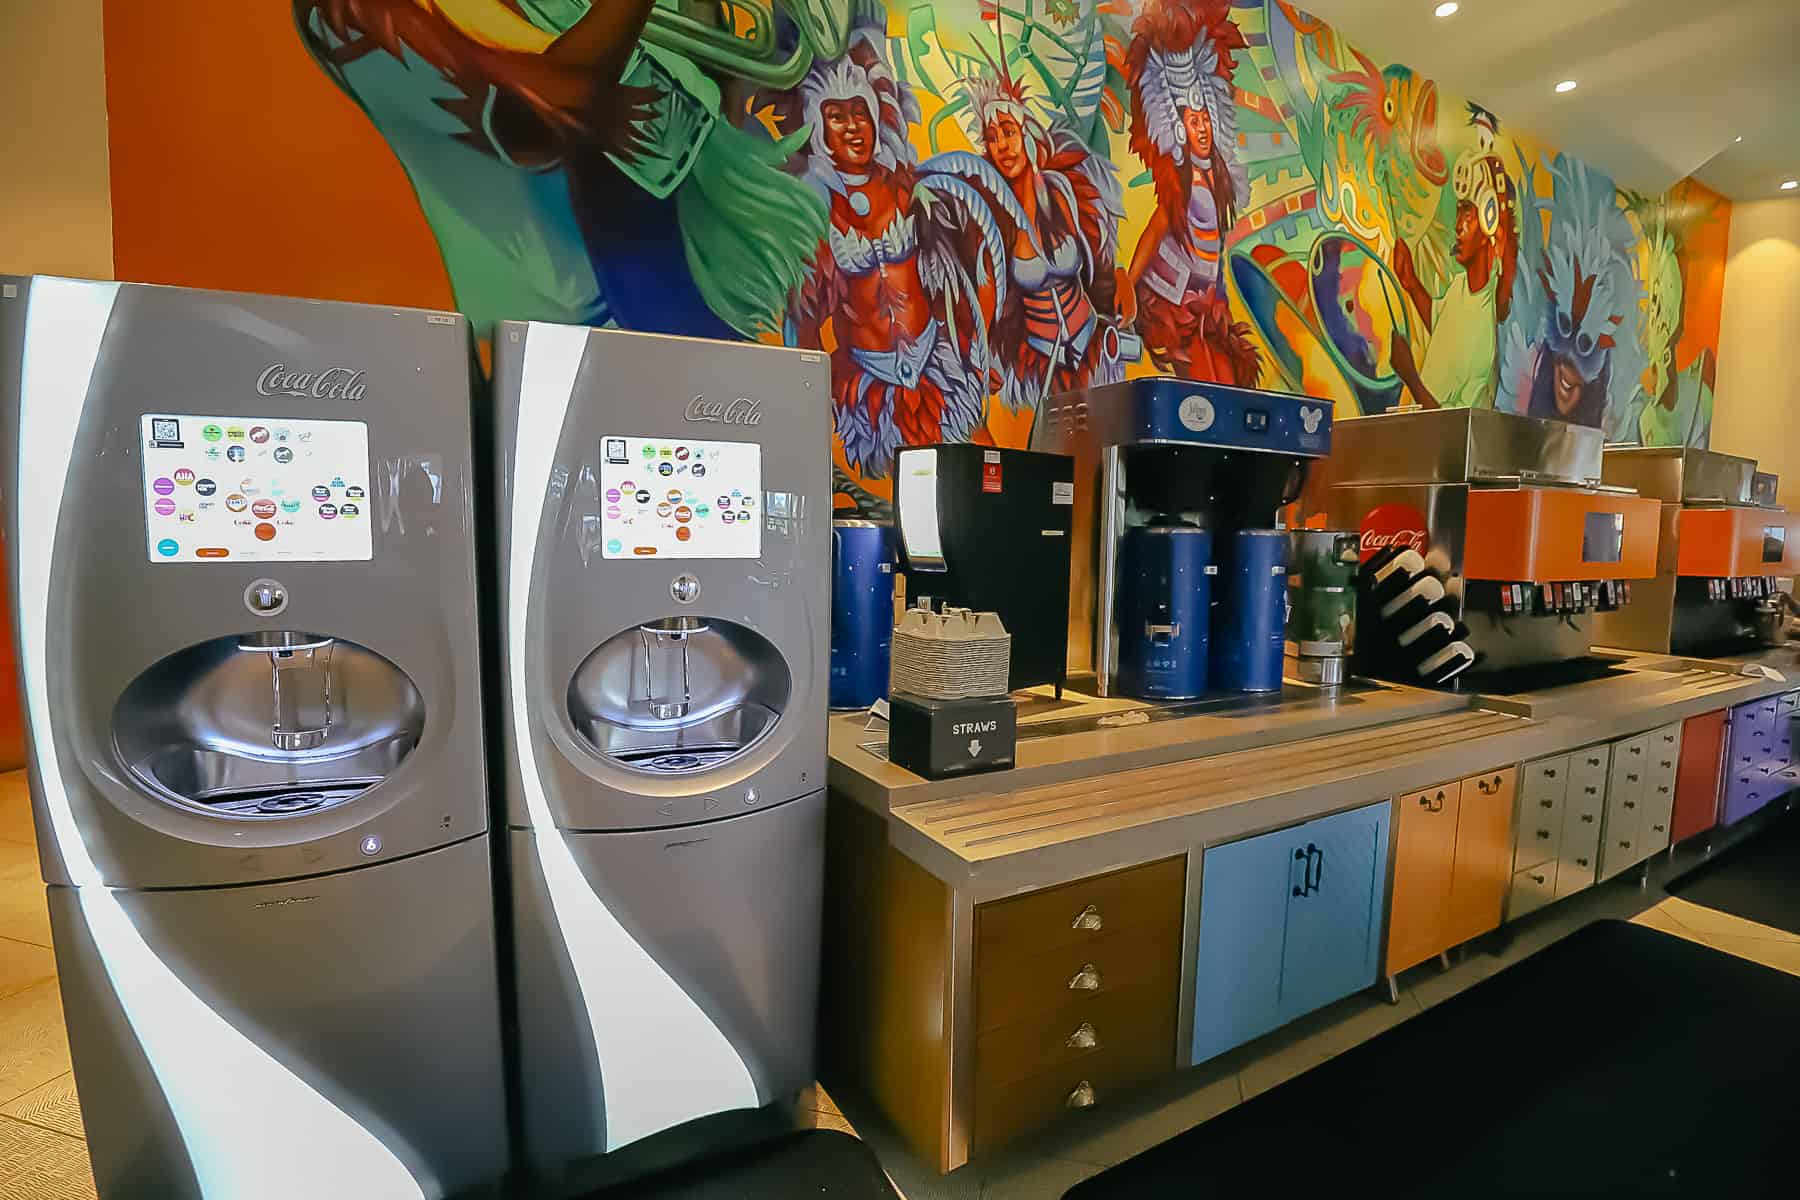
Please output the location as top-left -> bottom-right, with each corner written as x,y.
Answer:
289,0 -> 1731,513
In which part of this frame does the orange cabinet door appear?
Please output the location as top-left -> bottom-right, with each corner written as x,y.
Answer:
1445,768 -> 1517,947
1385,781 -> 1461,976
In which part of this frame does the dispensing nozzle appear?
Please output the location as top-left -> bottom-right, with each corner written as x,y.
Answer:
237,631 -> 336,751
637,617 -> 709,720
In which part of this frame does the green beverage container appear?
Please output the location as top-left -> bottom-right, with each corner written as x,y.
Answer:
1287,530 -> 1359,684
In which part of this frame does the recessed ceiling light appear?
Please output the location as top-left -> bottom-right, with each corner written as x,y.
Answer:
1555,80 -> 1579,94
1783,180 -> 1799,191
1434,1 -> 1460,15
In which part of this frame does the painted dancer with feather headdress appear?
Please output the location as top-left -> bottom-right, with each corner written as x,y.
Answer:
915,47 -> 1128,417
787,20 -> 1000,479
1120,0 -> 1259,386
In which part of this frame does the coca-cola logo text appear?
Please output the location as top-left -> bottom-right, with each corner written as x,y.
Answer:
256,364 -> 367,401
684,395 -> 763,425
1358,502 -> 1429,562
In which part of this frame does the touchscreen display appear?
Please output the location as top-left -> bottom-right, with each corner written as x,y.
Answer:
600,436 -> 761,559
140,414 -> 373,563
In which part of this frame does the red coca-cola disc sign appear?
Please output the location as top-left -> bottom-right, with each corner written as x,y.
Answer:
1359,502 -> 1429,562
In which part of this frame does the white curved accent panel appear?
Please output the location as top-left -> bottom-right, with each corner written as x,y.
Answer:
510,320 -> 757,1151
18,278 -> 427,1198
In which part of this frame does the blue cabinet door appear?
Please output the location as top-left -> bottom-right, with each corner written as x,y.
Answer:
1191,825 -> 1300,1065
1278,801 -> 1391,1024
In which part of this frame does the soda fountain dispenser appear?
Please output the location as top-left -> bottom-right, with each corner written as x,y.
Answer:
1302,408 -> 1662,694
1595,447 -> 1800,658
489,323 -> 828,1174
0,277 -> 506,1198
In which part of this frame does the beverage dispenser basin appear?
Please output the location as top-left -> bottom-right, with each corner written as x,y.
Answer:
567,618 -> 790,774
112,633 -> 424,817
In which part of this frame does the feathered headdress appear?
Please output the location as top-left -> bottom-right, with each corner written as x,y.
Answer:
799,23 -> 919,172
1127,0 -> 1250,211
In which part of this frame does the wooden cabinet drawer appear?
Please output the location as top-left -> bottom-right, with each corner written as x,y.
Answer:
976,856 -> 1184,971
975,977 -> 1176,1092
976,913 -> 1182,1032
1509,862 -> 1556,919
972,1011 -> 1174,1156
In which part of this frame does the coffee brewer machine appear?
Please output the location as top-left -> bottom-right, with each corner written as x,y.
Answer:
1594,447 -> 1800,657
1032,378 -> 1332,698
490,323 -> 827,1172
1303,408 -> 1661,691
892,444 -> 1074,694
0,277 -> 506,1197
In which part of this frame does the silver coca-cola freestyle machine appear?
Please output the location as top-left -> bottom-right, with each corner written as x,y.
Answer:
0,277 -> 506,1197
489,323 -> 828,1174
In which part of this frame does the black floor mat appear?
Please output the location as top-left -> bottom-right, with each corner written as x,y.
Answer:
1066,921 -> 1800,1197
1666,802 -> 1800,935
583,1131 -> 898,1200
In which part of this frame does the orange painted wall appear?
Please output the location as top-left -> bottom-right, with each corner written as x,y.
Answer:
102,0 -> 451,309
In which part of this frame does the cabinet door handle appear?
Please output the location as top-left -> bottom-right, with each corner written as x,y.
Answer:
1068,964 -> 1101,991
1066,1081 -> 1097,1109
1581,814 -> 1595,823
1660,760 -> 1673,770
1627,773 -> 1640,783
1630,746 -> 1642,756
1584,786 -> 1599,795
1576,857 -> 1590,867
1531,872 -> 1547,885
1624,800 -> 1637,809
1308,846 -> 1325,894
1652,824 -> 1667,834
1071,904 -> 1104,932
1540,799 -> 1555,809
1537,829 -> 1552,839
1658,785 -> 1671,795
1544,768 -> 1559,779
1587,757 -> 1602,767
1066,1022 -> 1099,1050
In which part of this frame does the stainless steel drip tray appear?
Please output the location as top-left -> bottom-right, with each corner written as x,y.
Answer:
126,738 -> 415,816
186,779 -> 380,817
576,703 -> 779,773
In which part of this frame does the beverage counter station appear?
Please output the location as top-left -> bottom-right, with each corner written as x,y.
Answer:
821,384 -> 1800,1174
820,654 -> 1795,1172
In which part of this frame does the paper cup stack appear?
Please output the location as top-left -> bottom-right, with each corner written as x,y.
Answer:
889,608 -> 1011,699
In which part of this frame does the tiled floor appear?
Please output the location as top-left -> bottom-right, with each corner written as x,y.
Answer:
2,767 -> 1794,1199
0,770 -> 91,1200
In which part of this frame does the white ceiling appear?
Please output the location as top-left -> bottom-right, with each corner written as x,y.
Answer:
1295,0 -> 1800,200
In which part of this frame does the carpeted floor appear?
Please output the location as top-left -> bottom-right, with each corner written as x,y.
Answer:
1066,920 -> 1800,1198
1665,801 -> 1800,935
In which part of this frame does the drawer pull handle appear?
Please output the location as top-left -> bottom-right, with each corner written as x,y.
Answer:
1071,905 -> 1104,932
1537,829 -> 1552,839
1587,757 -> 1602,767
1577,857 -> 1590,867
1531,873 -> 1547,885
1584,787 -> 1599,795
1658,786 -> 1671,794
1066,1081 -> 1097,1109
1626,773 -> 1640,783
1624,800 -> 1637,810
1581,814 -> 1595,824
1068,964 -> 1101,992
1660,761 -> 1673,770
1066,1022 -> 1099,1050
1540,799 -> 1554,809
1545,769 -> 1559,779
1630,746 -> 1642,756
1653,824 -> 1667,834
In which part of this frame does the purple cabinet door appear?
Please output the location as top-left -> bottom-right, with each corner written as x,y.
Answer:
1722,771 -> 1771,826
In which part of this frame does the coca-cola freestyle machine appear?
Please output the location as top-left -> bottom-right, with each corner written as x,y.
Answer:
1302,408 -> 1662,692
489,323 -> 828,1175
0,277 -> 506,1197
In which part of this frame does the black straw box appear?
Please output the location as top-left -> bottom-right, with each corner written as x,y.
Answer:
888,692 -> 1017,780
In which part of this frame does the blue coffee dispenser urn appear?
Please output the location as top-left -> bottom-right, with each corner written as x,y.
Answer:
829,519 -> 895,709
1213,528 -> 1291,692
1115,523 -> 1213,700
